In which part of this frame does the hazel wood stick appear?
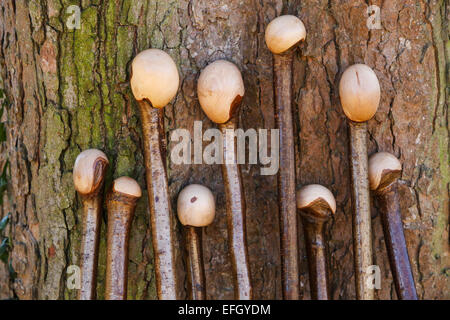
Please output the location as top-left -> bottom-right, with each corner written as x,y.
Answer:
105,177 -> 141,300
297,184 -> 336,300
339,64 -> 380,300
185,227 -> 206,300
197,60 -> 252,299
220,120 -> 252,299
73,149 -> 109,300
130,49 -> 180,299
369,152 -> 418,300
265,15 -> 306,299
349,121 -> 373,299
177,184 -> 216,300
138,102 -> 178,299
79,196 -> 102,299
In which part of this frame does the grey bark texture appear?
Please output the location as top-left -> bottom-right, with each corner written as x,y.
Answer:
0,0 -> 448,299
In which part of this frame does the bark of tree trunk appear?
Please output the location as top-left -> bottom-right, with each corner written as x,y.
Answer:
0,0 -> 448,299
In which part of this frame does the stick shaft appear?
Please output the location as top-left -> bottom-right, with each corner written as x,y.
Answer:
138,101 -> 177,300
348,121 -> 374,300
186,226 -> 206,300
220,122 -> 252,300
79,196 -> 102,300
105,194 -> 137,300
376,184 -> 417,300
273,53 -> 299,300
302,217 -> 330,300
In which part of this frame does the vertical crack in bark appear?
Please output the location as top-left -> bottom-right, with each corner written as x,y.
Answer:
420,0 -> 443,134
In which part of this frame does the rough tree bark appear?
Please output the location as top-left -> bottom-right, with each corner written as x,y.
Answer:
0,0 -> 448,299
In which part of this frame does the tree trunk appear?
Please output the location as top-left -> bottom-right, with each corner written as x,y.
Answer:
0,0 -> 448,300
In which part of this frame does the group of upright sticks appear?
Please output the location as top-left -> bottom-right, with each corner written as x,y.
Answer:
73,14 -> 417,300
265,15 -> 417,300
73,150 -> 141,299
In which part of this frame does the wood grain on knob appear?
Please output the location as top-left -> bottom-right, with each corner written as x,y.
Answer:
112,176 -> 142,198
73,149 -> 109,195
177,184 -> 215,227
368,152 -> 402,191
197,60 -> 245,124
265,15 -> 306,54
297,184 -> 336,218
130,48 -> 180,108
339,64 -> 380,122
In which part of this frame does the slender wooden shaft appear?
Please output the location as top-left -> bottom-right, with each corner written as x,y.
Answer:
376,183 -> 417,300
348,121 -> 374,300
219,121 -> 252,300
301,214 -> 330,300
273,52 -> 299,300
186,226 -> 206,300
138,100 -> 177,300
79,195 -> 102,300
105,193 -> 137,300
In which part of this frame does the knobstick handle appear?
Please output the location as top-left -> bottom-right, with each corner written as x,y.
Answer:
348,121 -> 374,300
79,195 -> 102,300
138,100 -> 178,300
219,121 -> 252,300
273,52 -> 299,300
376,183 -> 418,300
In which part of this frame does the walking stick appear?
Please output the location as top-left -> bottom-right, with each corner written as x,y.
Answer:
73,149 -> 108,300
105,177 -> 141,300
368,152 -> 418,300
197,60 -> 252,299
265,15 -> 306,299
130,49 -> 179,299
297,184 -> 336,300
177,184 -> 215,300
339,64 -> 380,299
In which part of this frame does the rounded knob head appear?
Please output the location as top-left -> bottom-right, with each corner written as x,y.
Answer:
339,64 -> 380,122
130,49 -> 180,108
112,176 -> 142,198
177,184 -> 215,227
297,184 -> 336,219
368,152 -> 402,191
265,15 -> 306,54
73,149 -> 109,195
197,60 -> 245,124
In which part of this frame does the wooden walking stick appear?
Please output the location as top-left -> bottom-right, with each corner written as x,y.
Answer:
297,184 -> 336,300
177,184 -> 215,300
105,177 -> 141,300
368,152 -> 418,300
265,15 -> 306,300
339,63 -> 380,300
73,149 -> 109,300
130,48 -> 180,299
197,60 -> 252,299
